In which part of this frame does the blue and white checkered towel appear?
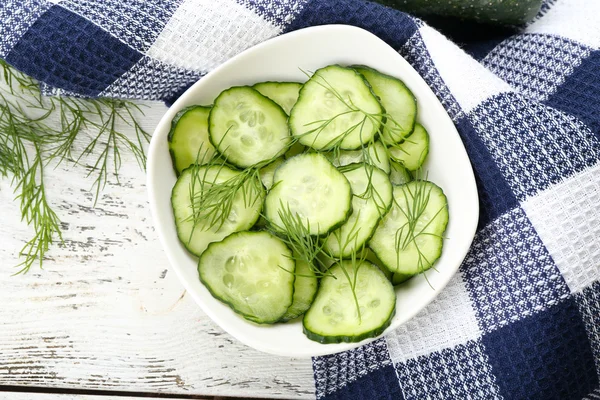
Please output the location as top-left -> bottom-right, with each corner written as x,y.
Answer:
3,0 -> 599,398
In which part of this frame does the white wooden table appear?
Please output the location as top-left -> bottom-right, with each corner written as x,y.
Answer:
0,101 -> 315,399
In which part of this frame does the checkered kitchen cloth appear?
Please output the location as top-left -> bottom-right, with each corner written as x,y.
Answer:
2,0 -> 599,398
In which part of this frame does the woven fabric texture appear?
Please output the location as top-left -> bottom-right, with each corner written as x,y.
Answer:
1,0 -> 599,399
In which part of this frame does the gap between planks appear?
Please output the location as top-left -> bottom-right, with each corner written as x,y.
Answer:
0,386 -> 274,399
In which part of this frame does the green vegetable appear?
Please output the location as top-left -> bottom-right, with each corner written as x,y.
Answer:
290,65 -> 384,151
264,153 -> 353,236
326,141 -> 391,174
167,64 -> 453,343
258,157 -> 285,190
388,123 -> 429,171
209,86 -> 291,168
392,272 -> 413,285
171,165 -> 263,257
322,163 -> 393,258
352,65 -> 417,144
198,231 -> 296,324
253,81 -> 302,115
374,0 -> 543,25
168,105 -> 215,175
389,161 -> 413,186
280,258 -> 319,322
369,181 -> 449,276
303,260 -> 396,344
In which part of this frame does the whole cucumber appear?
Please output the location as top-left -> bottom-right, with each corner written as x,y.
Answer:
373,0 -> 543,25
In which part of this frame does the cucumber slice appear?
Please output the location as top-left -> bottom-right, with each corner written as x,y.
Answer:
281,258 -> 319,322
316,250 -> 336,270
290,65 -> 384,151
259,158 -> 284,190
388,123 -> 429,171
198,231 -> 295,324
168,106 -> 216,175
369,181 -> 449,275
392,272 -> 413,285
253,81 -> 302,115
303,260 -> 396,344
327,141 -> 391,174
389,161 -> 413,186
265,153 -> 352,236
209,86 -> 291,168
252,215 -> 268,230
323,164 -> 393,257
357,248 -> 393,281
171,165 -> 263,257
284,141 -> 306,159
353,66 -> 417,144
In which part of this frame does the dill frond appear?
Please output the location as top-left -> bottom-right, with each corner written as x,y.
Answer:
187,160 -> 264,234
0,59 -> 150,273
392,177 -> 446,288
12,144 -> 63,274
272,201 -> 331,278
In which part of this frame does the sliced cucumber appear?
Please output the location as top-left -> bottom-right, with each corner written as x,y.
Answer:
323,164 -> 393,257
265,153 -> 352,236
198,231 -> 295,324
327,141 -> 391,174
392,272 -> 413,285
284,141 -> 306,159
388,123 -> 429,171
369,181 -> 449,275
303,260 -> 396,344
316,251 -> 336,270
353,66 -> 417,144
290,65 -> 383,151
281,258 -> 319,322
168,106 -> 216,175
357,248 -> 393,281
253,81 -> 302,115
259,157 -> 284,190
252,215 -> 268,230
389,161 -> 413,186
209,86 -> 291,168
171,165 -> 263,256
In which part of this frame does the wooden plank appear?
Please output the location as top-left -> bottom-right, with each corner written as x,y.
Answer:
0,393 -> 211,400
0,100 -> 314,399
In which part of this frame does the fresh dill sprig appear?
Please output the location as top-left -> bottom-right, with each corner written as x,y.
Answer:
325,246 -> 369,324
12,143 -> 63,275
0,64 -> 60,274
185,123 -> 302,237
0,59 -> 150,273
272,199 -> 370,322
1,60 -> 39,97
77,99 -> 150,204
298,70 -> 381,155
348,249 -> 369,323
273,201 -> 331,278
341,161 -> 389,218
302,111 -> 370,153
187,158 -> 264,235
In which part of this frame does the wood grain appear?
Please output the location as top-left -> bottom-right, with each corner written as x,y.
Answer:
0,100 -> 314,399
0,394 -> 211,400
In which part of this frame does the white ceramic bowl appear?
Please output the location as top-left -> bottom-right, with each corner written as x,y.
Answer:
147,25 -> 479,357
